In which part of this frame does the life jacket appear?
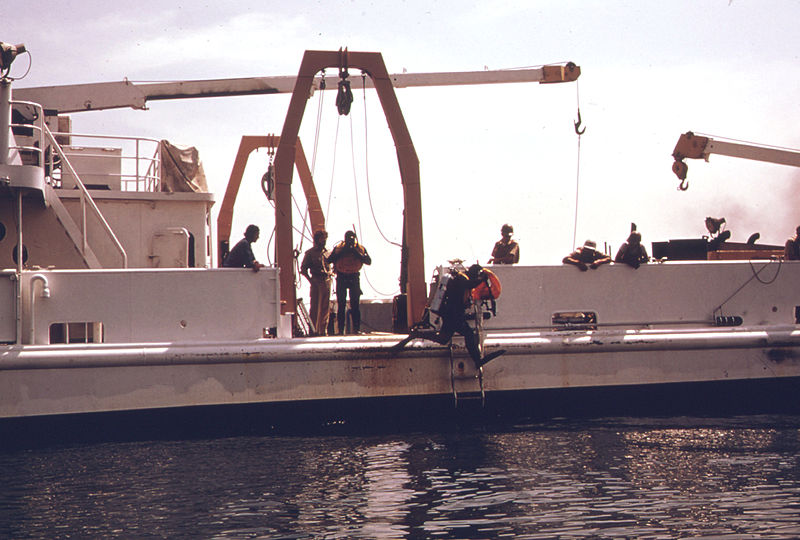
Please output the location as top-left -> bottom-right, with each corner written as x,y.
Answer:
331,241 -> 366,274
471,268 -> 502,301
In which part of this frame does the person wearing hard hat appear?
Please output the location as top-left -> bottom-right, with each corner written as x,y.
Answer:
488,224 -> 520,264
563,240 -> 611,271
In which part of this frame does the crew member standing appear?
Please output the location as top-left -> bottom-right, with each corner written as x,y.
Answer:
489,224 -> 520,264
328,230 -> 371,334
300,230 -> 332,336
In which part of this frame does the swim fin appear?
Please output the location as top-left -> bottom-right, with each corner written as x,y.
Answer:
389,334 -> 415,353
474,349 -> 506,369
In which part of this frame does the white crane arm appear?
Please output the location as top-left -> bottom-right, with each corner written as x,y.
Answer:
672,131 -> 800,189
14,63 -> 579,114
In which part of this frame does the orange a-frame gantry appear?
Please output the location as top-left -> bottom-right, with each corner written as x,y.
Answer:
217,134 -> 325,266
273,49 -> 426,328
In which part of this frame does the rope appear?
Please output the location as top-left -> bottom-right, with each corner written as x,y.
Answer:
264,198 -> 314,265
571,81 -> 583,250
325,115 -> 342,222
349,113 -> 364,241
361,76 -> 402,248
361,267 -> 400,297
343,78 -> 399,298
311,71 -> 326,175
712,258 -> 782,316
291,193 -> 312,242
297,72 -> 328,256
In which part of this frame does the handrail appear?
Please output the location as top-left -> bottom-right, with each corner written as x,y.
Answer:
10,102 -> 161,193
7,99 -> 45,166
44,125 -> 128,268
142,144 -> 160,191
52,131 -> 161,191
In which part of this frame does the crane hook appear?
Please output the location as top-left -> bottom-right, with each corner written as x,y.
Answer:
672,159 -> 689,191
574,109 -> 586,135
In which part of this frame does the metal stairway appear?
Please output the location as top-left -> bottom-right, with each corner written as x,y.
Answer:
43,183 -> 102,269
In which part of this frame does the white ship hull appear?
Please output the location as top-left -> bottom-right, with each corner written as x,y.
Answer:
3,262 -> 799,423
2,325 -> 799,420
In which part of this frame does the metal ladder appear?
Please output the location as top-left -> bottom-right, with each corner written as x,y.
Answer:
449,343 -> 485,408
449,300 -> 491,408
296,297 -> 314,336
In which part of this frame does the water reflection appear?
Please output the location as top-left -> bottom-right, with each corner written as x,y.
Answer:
1,416 -> 798,539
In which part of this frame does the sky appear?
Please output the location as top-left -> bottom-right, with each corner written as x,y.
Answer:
4,0 -> 800,299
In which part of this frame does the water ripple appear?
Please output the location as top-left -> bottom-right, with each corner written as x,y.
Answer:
0,415 -> 798,538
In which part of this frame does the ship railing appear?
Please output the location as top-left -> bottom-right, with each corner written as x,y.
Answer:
43,124 -> 128,268
8,100 -> 128,267
49,132 -> 161,192
7,99 -> 46,167
9,98 -> 161,192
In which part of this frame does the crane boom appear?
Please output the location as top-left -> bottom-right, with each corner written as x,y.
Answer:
672,131 -> 800,189
14,63 -> 580,114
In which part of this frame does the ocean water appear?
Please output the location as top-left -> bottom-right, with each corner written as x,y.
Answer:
1,415 -> 799,539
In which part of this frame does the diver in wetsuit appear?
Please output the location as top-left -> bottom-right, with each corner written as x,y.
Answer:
412,263 -> 505,369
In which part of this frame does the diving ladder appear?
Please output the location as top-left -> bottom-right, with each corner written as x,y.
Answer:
449,343 -> 485,408
449,299 -> 495,408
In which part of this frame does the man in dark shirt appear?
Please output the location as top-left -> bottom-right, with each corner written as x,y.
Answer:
614,231 -> 649,269
223,224 -> 265,271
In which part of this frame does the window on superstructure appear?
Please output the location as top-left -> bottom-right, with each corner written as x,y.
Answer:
48,322 -> 104,344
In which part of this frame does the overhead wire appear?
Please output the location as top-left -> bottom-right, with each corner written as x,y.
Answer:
295,72 -> 328,260
349,113 -> 364,242
361,75 -> 402,248
325,114 -> 342,223
571,80 -> 583,251
344,73 -> 399,297
712,258 -> 782,318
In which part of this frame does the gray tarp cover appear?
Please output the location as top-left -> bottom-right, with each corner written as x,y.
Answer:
159,139 -> 208,193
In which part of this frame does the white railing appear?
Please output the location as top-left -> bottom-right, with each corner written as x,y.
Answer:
9,101 -> 161,192
44,125 -> 128,267
6,99 -> 45,167
51,132 -> 161,192
10,100 -> 128,267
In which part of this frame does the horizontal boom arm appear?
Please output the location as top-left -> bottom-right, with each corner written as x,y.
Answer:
14,63 -> 580,114
672,131 -> 800,187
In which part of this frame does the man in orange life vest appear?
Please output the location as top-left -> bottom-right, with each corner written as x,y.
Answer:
328,230 -> 371,334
